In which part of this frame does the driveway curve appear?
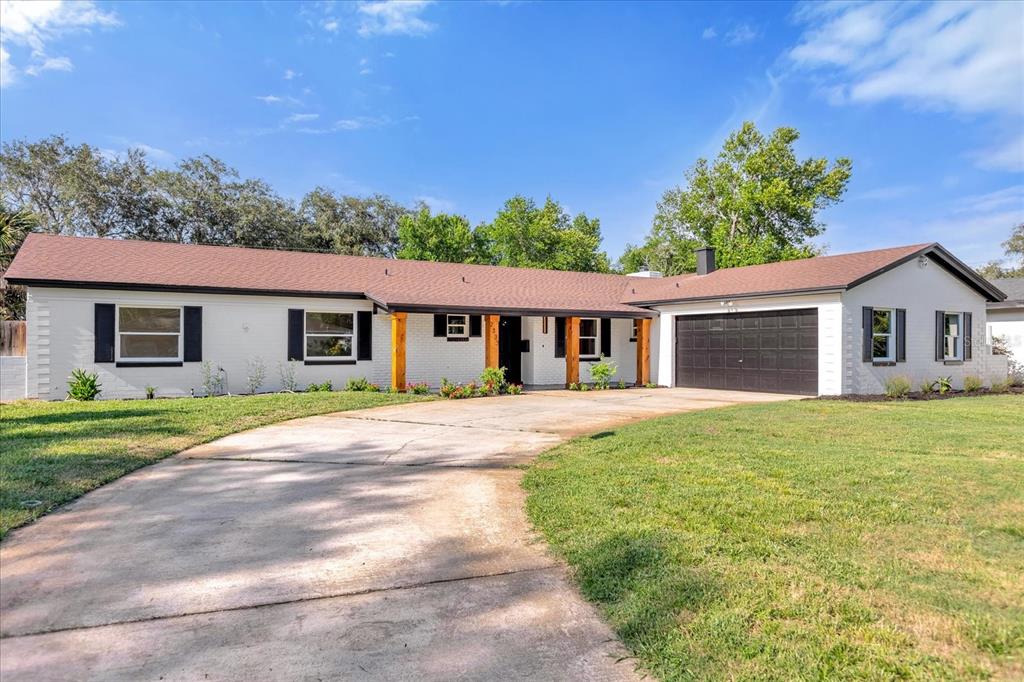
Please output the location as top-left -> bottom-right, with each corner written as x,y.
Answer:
0,388 -> 796,681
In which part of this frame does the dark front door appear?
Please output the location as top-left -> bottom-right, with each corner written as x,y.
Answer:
498,316 -> 523,385
674,309 -> 818,395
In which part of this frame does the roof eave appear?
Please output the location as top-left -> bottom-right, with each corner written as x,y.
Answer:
628,286 -> 846,307
5,278 -> 368,300
844,243 -> 1007,302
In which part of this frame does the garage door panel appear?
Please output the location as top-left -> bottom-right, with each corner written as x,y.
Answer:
676,309 -> 818,395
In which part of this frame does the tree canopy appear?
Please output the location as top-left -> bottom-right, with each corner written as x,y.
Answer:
619,121 -> 852,274
977,223 -> 1024,280
395,196 -> 611,272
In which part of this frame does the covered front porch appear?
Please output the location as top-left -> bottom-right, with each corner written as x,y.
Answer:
383,311 -> 653,392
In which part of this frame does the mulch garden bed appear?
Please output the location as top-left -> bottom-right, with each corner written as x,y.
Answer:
816,386 -> 1024,402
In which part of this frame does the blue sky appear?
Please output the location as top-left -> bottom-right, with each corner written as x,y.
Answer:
2,1 -> 1022,267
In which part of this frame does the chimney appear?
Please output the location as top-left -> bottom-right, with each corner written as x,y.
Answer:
696,247 -> 716,275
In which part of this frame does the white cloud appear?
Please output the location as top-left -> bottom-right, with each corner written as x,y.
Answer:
285,113 -> 319,123
283,68 -> 299,80
725,23 -> 758,45
255,94 -> 301,105
790,2 -> 1024,116
858,184 -> 919,201
358,1 -> 435,37
416,195 -> 455,213
972,132 -> 1024,173
701,27 -> 717,40
0,0 -> 118,86
322,17 -> 340,33
24,55 -> 72,75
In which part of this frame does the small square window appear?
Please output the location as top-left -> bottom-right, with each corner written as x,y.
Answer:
579,318 -> 599,358
305,311 -> 354,358
446,314 -> 468,338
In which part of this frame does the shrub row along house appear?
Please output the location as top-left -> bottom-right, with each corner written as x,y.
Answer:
3,234 -> 1009,399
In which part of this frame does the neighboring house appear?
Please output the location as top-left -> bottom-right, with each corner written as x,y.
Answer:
986,278 -> 1024,367
3,234 -> 1008,399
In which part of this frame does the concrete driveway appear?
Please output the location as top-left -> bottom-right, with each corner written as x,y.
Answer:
0,388 -> 796,680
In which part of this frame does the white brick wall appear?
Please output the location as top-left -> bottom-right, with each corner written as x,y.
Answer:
841,258 -> 1002,392
370,313 -> 485,387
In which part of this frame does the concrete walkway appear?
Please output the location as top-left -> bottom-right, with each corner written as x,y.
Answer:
0,388 -> 796,681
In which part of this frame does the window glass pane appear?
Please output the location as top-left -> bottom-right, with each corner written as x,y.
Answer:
306,335 -> 352,357
945,336 -> 957,357
944,314 -> 959,337
305,312 -> 353,334
871,309 -> 891,334
580,338 -> 597,357
580,319 -> 597,337
120,334 -> 178,358
119,307 -> 180,333
872,336 -> 890,359
447,315 -> 467,336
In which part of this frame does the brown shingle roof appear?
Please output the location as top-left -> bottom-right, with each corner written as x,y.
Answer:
623,244 -> 933,303
5,234 -> 1002,313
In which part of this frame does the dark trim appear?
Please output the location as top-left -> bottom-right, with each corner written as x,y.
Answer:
600,318 -> 612,357
861,306 -> 873,363
446,337 -> 470,342
433,314 -> 447,337
94,303 -> 115,363
935,310 -> 945,362
357,310 -> 372,361
896,308 -> 906,362
469,314 -> 482,337
390,302 -> 654,319
304,359 -> 356,365
964,311 -> 973,361
871,361 -> 896,367
631,286 -> 845,307
183,306 -> 202,362
943,360 -> 964,366
8,278 -> 367,300
288,309 -> 304,361
116,361 -> 183,368
554,317 -> 566,358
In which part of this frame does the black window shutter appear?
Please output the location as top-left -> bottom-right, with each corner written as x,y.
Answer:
433,314 -> 447,337
895,309 -> 906,362
288,309 -> 304,361
861,307 -> 873,362
183,306 -> 203,362
554,317 -> 566,358
94,303 -> 115,363
357,310 -> 372,361
600,318 -> 612,357
964,312 -> 972,360
469,315 -> 482,337
935,311 -> 944,361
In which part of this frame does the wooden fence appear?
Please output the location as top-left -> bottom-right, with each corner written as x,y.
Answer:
1,320 -> 26,357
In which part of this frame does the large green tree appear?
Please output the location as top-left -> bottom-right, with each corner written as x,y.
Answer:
397,206 -> 482,263
475,195 -> 611,272
620,122 -> 852,274
977,223 -> 1024,279
300,188 -> 408,258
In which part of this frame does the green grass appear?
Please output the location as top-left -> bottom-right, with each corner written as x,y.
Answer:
524,396 -> 1024,681
0,392 -> 431,538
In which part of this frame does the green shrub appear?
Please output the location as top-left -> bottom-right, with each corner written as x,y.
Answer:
345,377 -> 379,392
644,382 -> 658,389
933,376 -> 953,395
145,385 -> 157,400
578,383 -> 591,392
507,383 -> 523,395
409,382 -> 431,395
963,375 -> 984,393
990,378 -> 1011,393
617,379 -> 627,389
480,366 -> 507,396
884,375 -> 911,399
589,355 -> 617,390
67,369 -> 101,401
568,382 -> 579,391
306,380 -> 333,392
919,379 -> 934,395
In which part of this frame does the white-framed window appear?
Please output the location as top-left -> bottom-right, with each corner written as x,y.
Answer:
871,308 -> 895,361
579,317 -> 599,358
943,312 -> 963,360
446,314 -> 468,339
117,305 -> 183,361
305,311 -> 354,358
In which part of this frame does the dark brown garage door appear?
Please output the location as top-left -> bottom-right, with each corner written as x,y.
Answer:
675,309 -> 818,395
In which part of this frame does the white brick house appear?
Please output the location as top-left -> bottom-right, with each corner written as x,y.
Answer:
4,235 -> 1008,399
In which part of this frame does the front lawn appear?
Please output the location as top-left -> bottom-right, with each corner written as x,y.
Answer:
0,392 -> 431,538
524,396 -> 1024,680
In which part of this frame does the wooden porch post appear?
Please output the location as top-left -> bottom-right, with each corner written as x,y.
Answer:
565,316 -> 580,387
391,312 -> 407,392
636,317 -> 651,386
484,314 -> 500,369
